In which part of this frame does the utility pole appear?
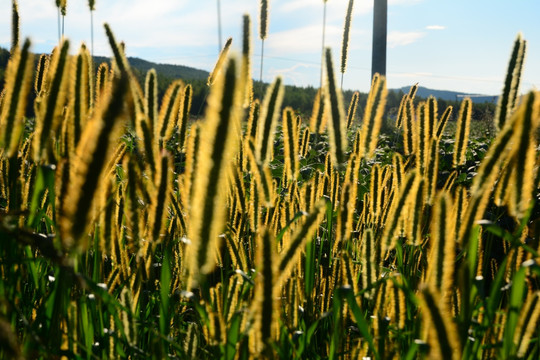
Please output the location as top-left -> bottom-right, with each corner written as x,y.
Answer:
371,0 -> 387,78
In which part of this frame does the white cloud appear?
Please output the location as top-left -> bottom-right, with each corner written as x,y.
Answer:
278,0 -> 317,13
389,0 -> 424,5
265,23 -> 367,58
266,25 -> 341,55
267,62 -> 319,86
388,31 -> 425,48
426,25 -> 446,30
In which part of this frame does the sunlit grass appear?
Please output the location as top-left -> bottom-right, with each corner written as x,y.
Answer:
0,4 -> 539,360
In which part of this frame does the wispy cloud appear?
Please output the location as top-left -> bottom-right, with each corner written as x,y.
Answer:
388,31 -> 425,48
426,25 -> 446,30
266,25 -> 341,55
389,0 -> 424,5
267,62 -> 319,86
265,23 -> 367,57
278,0 -> 317,13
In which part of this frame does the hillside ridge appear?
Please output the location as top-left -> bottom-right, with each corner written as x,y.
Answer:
0,46 -> 497,102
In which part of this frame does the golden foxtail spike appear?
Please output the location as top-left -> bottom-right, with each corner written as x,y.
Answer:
324,47 -> 348,165
188,56 -> 243,285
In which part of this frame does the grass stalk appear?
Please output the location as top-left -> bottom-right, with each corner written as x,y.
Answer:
340,0 -> 354,89
188,56 -> 242,285
324,48 -> 347,165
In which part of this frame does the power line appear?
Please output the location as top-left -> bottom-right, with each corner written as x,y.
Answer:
145,52 -> 538,89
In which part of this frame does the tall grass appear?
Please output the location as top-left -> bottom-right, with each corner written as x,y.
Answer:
340,0 -> 354,89
258,0 -> 269,88
88,0 -> 96,55
0,5 -> 539,360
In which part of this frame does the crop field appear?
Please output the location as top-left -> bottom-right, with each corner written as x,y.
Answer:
1,1 -> 540,359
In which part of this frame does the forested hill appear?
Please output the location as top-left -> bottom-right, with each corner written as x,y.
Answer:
0,46 -> 495,122
93,55 -> 209,81
397,85 -> 498,103
0,46 -> 209,84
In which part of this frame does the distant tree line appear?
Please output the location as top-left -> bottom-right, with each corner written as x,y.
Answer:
0,46 -> 495,124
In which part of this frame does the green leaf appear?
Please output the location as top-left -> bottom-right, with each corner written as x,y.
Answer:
341,287 -> 379,360
502,266 -> 527,358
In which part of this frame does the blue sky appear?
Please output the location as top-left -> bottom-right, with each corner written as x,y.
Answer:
1,0 -> 539,95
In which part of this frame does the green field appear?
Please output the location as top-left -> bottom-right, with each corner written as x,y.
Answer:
1,2 -> 540,359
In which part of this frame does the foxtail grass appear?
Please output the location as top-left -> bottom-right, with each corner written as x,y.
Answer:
157,80 -> 183,148
250,228 -> 276,357
507,91 -> 538,218
324,47 -> 347,165
258,0 -> 269,86
182,123 -> 201,206
369,164 -> 382,223
246,99 -> 260,141
259,0 -> 269,41
178,84 -> 192,151
125,157 -> 142,253
246,139 -> 274,207
208,37 -> 233,86
427,193 -> 454,298
33,40 -> 69,163
0,12 -> 538,360
242,14 -> 253,106
95,62 -> 109,105
420,285 -> 461,360
494,33 -> 526,131
0,38 -> 33,157
408,82 -> 419,99
69,45 -> 91,151
382,171 -> 418,252
11,0 -> 19,53
145,69 -> 158,139
148,151 -> 172,241
282,107 -> 299,181
104,23 -> 131,75
435,106 -> 452,139
300,127 -> 311,157
278,200 -> 326,282
346,91 -> 359,129
402,95 -> 415,155
34,54 -> 50,96
340,0 -> 355,89
361,228 -> 378,299
61,67 -> 129,250
427,96 -> 438,138
514,292 -> 540,358
359,73 -> 387,159
425,139 -> 439,204
310,89 -> 326,134
453,97 -> 472,167
255,76 -> 284,164
416,102 -> 429,172
188,56 -> 243,285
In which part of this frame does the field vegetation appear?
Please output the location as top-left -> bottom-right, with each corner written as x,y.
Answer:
0,1 -> 539,359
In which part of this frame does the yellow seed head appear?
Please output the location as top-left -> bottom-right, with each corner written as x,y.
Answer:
360,73 -> 387,158
208,37 -> 233,86
324,48 -> 348,165
188,56 -> 243,284
419,285 -> 461,360
259,0 -> 269,40
0,38 -> 33,157
453,97 -> 472,167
